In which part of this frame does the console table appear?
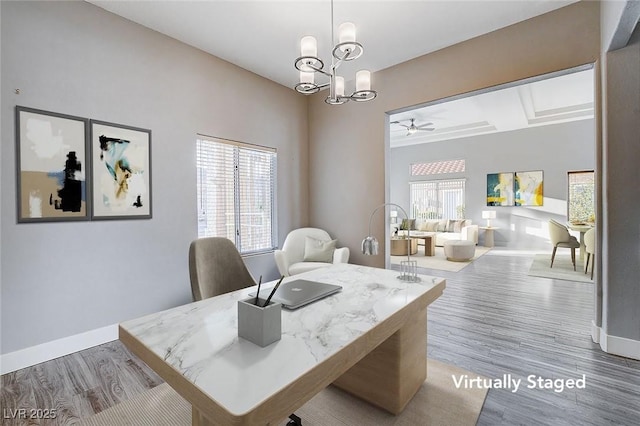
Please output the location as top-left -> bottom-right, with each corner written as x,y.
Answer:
119,264 -> 446,425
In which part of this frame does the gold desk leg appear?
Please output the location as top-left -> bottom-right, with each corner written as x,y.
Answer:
332,307 -> 427,414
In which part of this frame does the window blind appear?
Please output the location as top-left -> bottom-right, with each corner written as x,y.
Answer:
410,179 -> 465,220
196,136 -> 277,254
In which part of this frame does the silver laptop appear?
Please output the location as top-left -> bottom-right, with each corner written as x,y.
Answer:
250,279 -> 342,310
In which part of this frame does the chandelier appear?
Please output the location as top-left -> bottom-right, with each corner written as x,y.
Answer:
294,0 -> 377,105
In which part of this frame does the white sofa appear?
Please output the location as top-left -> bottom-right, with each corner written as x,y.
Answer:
397,219 -> 478,247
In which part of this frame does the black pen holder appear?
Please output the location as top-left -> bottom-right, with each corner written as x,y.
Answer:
237,297 -> 282,347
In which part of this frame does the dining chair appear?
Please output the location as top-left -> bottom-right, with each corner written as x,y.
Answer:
188,237 -> 256,301
548,219 -> 580,271
584,228 -> 595,279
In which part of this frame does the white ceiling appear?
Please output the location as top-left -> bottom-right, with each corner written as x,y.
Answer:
389,68 -> 595,147
88,0 -> 578,91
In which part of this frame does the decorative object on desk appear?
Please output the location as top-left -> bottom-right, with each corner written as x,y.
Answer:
293,0 -> 376,104
514,170 -> 543,206
263,275 -> 285,307
486,172 -> 514,206
237,297 -> 282,347
90,120 -> 151,220
482,210 -> 496,228
362,203 -> 419,282
15,106 -> 90,222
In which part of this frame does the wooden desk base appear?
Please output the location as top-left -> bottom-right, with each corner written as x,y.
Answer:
333,308 -> 427,414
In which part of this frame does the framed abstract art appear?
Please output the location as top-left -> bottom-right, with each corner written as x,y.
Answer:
514,170 -> 544,206
15,106 -> 90,222
486,172 -> 514,206
90,120 -> 152,220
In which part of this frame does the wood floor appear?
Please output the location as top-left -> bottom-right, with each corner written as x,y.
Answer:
2,250 -> 639,425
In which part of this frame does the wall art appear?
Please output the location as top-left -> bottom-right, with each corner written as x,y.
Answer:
486,172 -> 514,206
90,120 -> 152,219
15,106 -> 90,222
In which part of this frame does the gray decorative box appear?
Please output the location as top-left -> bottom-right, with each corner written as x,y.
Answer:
237,297 -> 282,347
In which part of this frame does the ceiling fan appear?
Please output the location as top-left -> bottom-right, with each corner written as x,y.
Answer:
391,118 -> 435,136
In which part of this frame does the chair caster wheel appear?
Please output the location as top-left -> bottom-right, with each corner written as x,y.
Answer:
287,413 -> 302,425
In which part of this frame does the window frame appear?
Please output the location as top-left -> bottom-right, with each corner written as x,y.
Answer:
409,178 -> 466,221
567,170 -> 595,223
196,135 -> 277,255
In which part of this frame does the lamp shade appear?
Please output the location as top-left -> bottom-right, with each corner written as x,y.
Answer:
300,71 -> 314,84
300,36 -> 317,57
338,22 -> 356,44
482,211 -> 496,219
335,76 -> 345,97
390,211 -> 398,218
356,70 -> 371,91
361,236 -> 379,256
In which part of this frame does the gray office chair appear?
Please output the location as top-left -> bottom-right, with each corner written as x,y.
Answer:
188,237 -> 256,301
189,237 -> 302,426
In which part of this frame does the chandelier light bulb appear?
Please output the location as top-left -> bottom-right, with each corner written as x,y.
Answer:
338,22 -> 356,45
335,76 -> 345,97
300,71 -> 314,84
356,70 -> 371,92
300,36 -> 317,57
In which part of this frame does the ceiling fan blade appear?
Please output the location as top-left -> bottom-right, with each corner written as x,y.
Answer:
417,127 -> 435,131
390,120 -> 401,124
416,122 -> 434,129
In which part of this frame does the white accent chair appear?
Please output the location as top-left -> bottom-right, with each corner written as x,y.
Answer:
548,219 -> 580,271
584,228 -> 595,279
274,228 -> 350,277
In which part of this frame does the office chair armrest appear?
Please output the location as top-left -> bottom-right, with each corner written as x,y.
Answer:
274,250 -> 291,277
333,247 -> 350,264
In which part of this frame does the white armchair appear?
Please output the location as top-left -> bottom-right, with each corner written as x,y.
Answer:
274,228 -> 350,276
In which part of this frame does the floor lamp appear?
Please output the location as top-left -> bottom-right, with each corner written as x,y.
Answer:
362,203 -> 420,282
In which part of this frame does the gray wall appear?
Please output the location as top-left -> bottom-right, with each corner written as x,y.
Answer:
1,1 -> 309,354
390,120 -> 595,249
602,25 -> 640,342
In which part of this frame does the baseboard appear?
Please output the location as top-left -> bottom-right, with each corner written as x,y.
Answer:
591,321 -> 640,360
1,324 -> 119,374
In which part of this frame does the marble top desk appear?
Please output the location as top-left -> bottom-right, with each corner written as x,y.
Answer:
119,264 -> 446,425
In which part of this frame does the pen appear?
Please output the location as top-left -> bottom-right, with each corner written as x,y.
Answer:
263,275 -> 284,307
254,275 -> 262,306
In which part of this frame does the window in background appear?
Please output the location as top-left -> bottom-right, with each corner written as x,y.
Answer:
410,179 -> 466,220
196,136 -> 277,254
568,170 -> 595,223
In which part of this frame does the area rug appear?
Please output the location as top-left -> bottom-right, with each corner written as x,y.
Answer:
527,253 -> 593,283
80,359 -> 488,426
391,246 -> 491,272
